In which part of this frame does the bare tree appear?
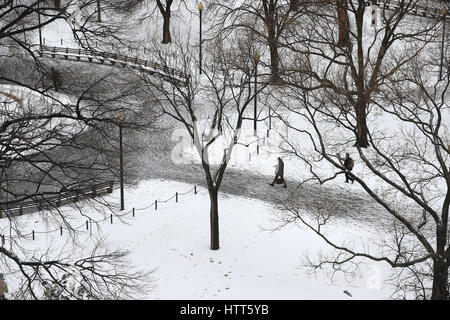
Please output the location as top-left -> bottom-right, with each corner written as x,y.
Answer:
156,0 -> 174,43
114,0 -> 186,45
0,0 -> 160,299
208,0 -> 306,83
0,239 -> 151,299
280,0 -> 442,147
141,34 -> 268,250
271,38 -> 449,298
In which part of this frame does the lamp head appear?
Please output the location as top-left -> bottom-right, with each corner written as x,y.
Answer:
253,51 -> 260,63
116,113 -> 125,125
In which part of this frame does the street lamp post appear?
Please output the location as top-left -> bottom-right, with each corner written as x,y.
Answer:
439,8 -> 448,81
37,2 -> 42,48
198,2 -> 204,74
253,51 -> 260,136
116,114 -> 125,211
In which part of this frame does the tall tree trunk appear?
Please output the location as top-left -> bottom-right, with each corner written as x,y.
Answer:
263,0 -> 280,83
431,255 -> 449,299
97,0 -> 101,22
355,100 -> 369,148
337,0 -> 349,47
209,188 -> 220,250
162,11 -> 171,44
268,35 -> 280,83
157,0 -> 173,44
432,223 -> 449,300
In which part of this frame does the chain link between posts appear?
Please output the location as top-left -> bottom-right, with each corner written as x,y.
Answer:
0,186 -> 198,244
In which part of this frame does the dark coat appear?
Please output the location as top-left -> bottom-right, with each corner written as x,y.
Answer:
276,158 -> 284,177
344,157 -> 354,171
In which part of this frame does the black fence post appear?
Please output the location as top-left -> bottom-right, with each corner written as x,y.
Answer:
155,200 -> 158,210
60,226 -> 62,236
86,220 -> 89,230
176,192 -> 178,203
132,207 -> 135,217
194,186 -> 197,194
32,230 -> 35,240
110,214 -> 113,224
91,184 -> 97,198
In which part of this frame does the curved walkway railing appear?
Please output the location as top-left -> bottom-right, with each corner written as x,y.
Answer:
35,45 -> 190,86
375,0 -> 449,20
306,0 -> 449,21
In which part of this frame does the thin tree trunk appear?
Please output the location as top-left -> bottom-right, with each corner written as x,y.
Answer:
97,0 -> 101,22
209,188 -> 220,250
355,100 -> 369,148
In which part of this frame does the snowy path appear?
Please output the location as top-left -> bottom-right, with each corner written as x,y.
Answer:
127,130 -> 391,230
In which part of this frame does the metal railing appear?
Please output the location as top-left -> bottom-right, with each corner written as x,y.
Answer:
0,180 -> 114,218
37,45 -> 190,86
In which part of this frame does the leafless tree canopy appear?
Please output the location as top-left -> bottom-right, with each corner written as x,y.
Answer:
1,0 -> 159,299
1,0 -> 449,300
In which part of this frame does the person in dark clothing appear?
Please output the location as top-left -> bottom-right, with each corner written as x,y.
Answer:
50,67 -> 62,92
269,157 -> 287,188
343,153 -> 355,183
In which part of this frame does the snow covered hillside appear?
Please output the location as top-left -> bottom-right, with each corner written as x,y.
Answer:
0,179 -> 393,299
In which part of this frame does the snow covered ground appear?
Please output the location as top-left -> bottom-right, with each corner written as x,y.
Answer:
2,1 -> 447,301
0,179 -> 394,300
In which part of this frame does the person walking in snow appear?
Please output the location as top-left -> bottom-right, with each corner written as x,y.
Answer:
0,273 -> 8,300
269,157 -> 287,188
342,153 -> 355,183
